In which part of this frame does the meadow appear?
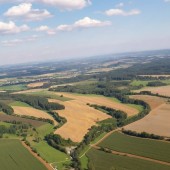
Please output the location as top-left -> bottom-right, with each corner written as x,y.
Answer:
99,132 -> 170,163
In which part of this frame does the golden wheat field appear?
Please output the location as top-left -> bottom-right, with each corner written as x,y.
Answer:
12,106 -> 58,125
49,92 -> 139,142
125,95 -> 170,137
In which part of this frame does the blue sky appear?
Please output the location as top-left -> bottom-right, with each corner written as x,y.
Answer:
0,0 -> 170,65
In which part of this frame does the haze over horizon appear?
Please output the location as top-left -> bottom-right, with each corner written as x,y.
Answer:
0,0 -> 170,65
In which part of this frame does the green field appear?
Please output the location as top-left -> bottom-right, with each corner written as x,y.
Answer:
28,124 -> 70,163
99,132 -> 170,163
25,90 -> 72,101
10,101 -> 31,107
0,84 -> 27,91
0,139 -> 46,170
0,121 -> 12,127
87,148 -> 170,170
131,79 -> 170,87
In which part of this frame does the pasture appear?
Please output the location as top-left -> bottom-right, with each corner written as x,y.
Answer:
126,95 -> 170,137
99,132 -> 170,163
87,148 -> 170,170
0,139 -> 46,170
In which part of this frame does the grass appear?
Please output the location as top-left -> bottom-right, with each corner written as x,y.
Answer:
99,132 -> 170,163
0,121 -> 12,127
80,155 -> 88,170
33,141 -> 69,163
131,79 -> 170,87
0,84 -> 27,91
51,160 -> 71,170
87,148 -> 170,170
126,104 -> 144,112
0,139 -> 46,170
28,124 -> 70,163
10,101 -> 31,107
25,90 -> 72,101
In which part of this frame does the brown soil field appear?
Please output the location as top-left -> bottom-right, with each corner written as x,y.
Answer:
27,82 -> 46,88
0,113 -> 45,127
134,85 -> 170,97
125,95 -> 170,137
49,92 -> 139,142
12,106 -> 57,125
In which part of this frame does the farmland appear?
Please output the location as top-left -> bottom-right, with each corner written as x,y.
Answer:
99,132 -> 170,163
12,106 -> 58,125
0,139 -> 47,170
0,113 -> 45,127
134,85 -> 170,97
48,92 -> 139,142
125,95 -> 170,137
87,148 -> 170,170
27,82 -> 46,88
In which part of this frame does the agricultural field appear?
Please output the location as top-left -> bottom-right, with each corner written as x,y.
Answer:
87,148 -> 170,170
27,82 -> 46,88
48,92 -> 140,142
131,79 -> 170,87
125,95 -> 170,137
0,139 -> 47,170
13,89 -> 72,101
0,84 -> 27,91
99,132 -> 170,163
134,85 -> 170,97
0,113 -> 45,127
12,106 -> 58,125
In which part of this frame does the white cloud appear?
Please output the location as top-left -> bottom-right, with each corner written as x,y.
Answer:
165,0 -> 170,2
0,21 -> 29,34
4,3 -> 52,21
105,9 -> 141,16
1,35 -> 38,46
40,0 -> 91,10
57,17 -> 111,31
115,3 -> 124,8
35,25 -> 49,31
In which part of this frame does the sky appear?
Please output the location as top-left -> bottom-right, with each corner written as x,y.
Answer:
0,0 -> 170,65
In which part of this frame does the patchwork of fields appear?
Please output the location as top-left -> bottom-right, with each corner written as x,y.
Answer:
98,132 -> 170,163
49,92 -> 139,142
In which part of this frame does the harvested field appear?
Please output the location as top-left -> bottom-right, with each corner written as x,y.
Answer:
12,106 -> 57,125
27,82 -> 46,88
0,113 -> 45,127
130,95 -> 166,109
125,95 -> 170,137
49,92 -> 139,142
12,89 -> 44,94
135,85 -> 170,97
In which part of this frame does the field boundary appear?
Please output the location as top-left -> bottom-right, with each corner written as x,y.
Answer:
22,141 -> 53,170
